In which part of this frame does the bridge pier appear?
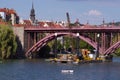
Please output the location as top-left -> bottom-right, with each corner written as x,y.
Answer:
24,32 -> 39,53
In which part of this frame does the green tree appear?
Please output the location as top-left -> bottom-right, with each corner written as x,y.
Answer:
114,48 -> 120,56
0,24 -> 17,59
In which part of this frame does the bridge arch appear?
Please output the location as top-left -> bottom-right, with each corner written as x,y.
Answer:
104,41 -> 120,55
25,33 -> 101,57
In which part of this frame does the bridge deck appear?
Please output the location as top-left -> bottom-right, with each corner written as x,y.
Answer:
24,26 -> 120,33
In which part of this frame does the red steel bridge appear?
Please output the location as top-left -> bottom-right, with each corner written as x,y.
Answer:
24,25 -> 120,57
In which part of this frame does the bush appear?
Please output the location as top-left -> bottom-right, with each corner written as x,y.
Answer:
0,24 -> 17,59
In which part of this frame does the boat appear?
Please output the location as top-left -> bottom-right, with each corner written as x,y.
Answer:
61,70 -> 74,73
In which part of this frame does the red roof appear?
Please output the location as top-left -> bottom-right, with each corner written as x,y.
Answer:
23,20 -> 32,25
0,8 -> 17,15
36,21 -> 63,28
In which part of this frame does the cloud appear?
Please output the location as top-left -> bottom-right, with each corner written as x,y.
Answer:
82,10 -> 103,25
84,10 -> 102,17
88,10 -> 102,16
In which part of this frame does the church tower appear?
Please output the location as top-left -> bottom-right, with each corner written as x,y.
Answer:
30,2 -> 35,24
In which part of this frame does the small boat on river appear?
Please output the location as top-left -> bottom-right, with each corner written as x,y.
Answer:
61,70 -> 74,73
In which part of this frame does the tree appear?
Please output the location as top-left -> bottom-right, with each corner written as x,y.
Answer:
114,48 -> 120,56
0,24 -> 17,59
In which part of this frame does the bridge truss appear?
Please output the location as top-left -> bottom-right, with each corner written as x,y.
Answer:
24,25 -> 120,57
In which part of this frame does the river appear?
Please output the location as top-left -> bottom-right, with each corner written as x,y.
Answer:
0,57 -> 120,80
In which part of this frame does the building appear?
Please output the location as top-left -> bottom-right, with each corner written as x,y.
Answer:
30,2 -> 36,24
0,8 -> 19,25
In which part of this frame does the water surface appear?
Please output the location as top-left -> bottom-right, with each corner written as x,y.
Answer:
0,58 -> 120,80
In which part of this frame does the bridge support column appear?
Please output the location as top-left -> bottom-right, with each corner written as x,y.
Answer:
28,32 -> 30,50
101,33 -> 106,54
24,32 -> 30,52
76,33 -> 80,56
117,33 -> 120,42
110,33 -> 113,46
54,33 -> 57,58
96,34 -> 100,59
34,32 -> 37,44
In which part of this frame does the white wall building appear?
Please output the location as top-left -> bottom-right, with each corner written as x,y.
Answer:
0,12 -> 6,20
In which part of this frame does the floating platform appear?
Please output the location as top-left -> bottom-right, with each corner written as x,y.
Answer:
45,58 -> 103,64
45,54 -> 112,64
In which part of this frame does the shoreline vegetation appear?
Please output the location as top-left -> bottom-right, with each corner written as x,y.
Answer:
0,24 -> 17,60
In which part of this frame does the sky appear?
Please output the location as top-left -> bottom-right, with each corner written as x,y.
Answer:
0,0 -> 120,25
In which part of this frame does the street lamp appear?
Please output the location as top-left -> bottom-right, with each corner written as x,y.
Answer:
54,33 -> 57,58
76,33 -> 80,56
96,33 -> 100,60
